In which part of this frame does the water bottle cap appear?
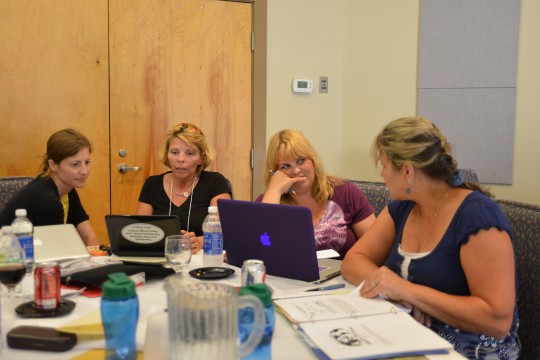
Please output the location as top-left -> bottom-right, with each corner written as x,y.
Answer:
239,283 -> 272,305
1,226 -> 13,234
102,272 -> 136,299
208,206 -> 218,213
15,209 -> 27,217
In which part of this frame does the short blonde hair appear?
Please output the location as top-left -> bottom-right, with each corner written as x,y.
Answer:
159,123 -> 215,173
264,129 -> 341,204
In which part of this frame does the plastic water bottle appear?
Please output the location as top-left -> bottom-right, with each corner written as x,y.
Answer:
101,272 -> 139,360
0,228 -> 3,355
239,283 -> 275,360
0,287 -> 2,355
202,206 -> 224,267
11,209 -> 34,274
0,226 -> 20,247
0,283 -> 2,355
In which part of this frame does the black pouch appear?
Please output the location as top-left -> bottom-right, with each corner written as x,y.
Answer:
7,325 -> 77,352
61,263 -> 174,288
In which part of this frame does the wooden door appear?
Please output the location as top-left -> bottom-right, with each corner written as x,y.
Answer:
0,1 -> 110,241
109,0 -> 253,215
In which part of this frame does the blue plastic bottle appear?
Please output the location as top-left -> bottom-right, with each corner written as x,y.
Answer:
239,283 -> 275,360
101,272 -> 139,360
202,206 -> 224,266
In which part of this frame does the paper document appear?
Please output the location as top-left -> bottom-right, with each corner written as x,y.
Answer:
274,286 -> 397,323
274,285 -> 453,359
316,249 -> 340,259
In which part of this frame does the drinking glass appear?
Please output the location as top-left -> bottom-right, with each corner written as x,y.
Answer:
0,236 -> 27,298
165,235 -> 192,274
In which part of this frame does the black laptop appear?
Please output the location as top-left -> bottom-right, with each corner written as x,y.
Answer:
105,215 -> 180,257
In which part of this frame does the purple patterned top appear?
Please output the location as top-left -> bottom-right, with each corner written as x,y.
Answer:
315,181 -> 374,258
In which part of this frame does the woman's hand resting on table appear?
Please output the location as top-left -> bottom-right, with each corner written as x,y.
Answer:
360,266 -> 430,326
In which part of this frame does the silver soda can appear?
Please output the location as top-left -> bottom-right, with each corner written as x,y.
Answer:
241,259 -> 266,286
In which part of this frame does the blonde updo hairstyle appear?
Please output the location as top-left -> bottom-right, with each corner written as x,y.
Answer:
264,129 -> 342,205
371,116 -> 490,196
159,122 -> 215,174
40,129 -> 92,178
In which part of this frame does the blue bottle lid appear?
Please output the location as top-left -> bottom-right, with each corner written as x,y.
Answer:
102,272 -> 136,299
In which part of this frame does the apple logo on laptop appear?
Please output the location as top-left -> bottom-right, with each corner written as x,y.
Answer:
260,232 -> 271,247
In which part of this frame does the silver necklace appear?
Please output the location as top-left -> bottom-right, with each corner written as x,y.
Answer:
171,175 -> 197,198
416,188 -> 450,240
168,174 -> 198,232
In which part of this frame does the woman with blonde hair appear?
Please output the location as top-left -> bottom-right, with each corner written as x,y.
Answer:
0,128 -> 100,246
259,129 -> 375,259
341,116 -> 520,359
136,123 -> 232,253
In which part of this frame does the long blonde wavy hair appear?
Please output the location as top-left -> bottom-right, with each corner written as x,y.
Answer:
264,129 -> 342,205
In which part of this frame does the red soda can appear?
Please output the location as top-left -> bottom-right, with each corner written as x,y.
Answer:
34,262 -> 61,311
241,259 -> 266,286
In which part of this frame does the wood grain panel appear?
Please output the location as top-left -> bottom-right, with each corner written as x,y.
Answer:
109,0 -> 253,215
0,1 -> 110,242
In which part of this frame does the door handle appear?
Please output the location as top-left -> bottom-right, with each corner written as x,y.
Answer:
118,163 -> 142,174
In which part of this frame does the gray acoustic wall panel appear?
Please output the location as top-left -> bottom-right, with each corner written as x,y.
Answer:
418,0 -> 520,88
418,88 -> 515,184
418,0 -> 520,184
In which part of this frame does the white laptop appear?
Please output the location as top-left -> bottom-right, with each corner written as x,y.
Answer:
33,224 -> 90,264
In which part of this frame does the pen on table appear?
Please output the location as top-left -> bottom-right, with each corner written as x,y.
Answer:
268,169 -> 296,194
305,283 -> 345,292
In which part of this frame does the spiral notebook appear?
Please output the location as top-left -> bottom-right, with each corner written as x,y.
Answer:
217,199 -> 341,283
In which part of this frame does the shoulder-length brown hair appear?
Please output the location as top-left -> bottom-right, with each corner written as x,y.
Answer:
40,128 -> 92,178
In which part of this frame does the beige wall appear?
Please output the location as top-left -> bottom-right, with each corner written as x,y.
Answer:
266,0 -> 540,205
266,0 -> 345,176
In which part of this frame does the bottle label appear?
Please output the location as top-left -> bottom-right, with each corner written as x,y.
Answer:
17,235 -> 35,262
203,232 -> 223,255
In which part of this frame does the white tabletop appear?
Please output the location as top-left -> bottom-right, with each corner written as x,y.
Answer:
0,254 -> 464,359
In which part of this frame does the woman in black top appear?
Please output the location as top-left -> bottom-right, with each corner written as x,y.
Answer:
0,129 -> 100,246
136,123 -> 232,253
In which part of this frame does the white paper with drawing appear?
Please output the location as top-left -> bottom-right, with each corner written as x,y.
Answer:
274,284 -> 453,360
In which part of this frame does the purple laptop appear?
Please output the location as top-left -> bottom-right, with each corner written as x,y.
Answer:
217,199 -> 340,282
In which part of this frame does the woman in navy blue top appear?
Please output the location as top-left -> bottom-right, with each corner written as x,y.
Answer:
342,116 -> 520,359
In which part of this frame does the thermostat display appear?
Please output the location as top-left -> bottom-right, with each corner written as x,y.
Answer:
292,79 -> 313,93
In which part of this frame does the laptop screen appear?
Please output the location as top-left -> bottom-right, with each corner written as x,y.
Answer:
105,215 -> 180,257
218,199 -> 321,282
34,224 -> 90,263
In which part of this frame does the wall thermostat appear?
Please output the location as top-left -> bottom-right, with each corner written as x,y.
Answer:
292,79 -> 313,93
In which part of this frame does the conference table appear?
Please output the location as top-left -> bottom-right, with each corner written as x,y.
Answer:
0,253 -> 465,359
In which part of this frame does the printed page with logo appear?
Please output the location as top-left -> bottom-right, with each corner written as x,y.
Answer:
274,284 -> 453,360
